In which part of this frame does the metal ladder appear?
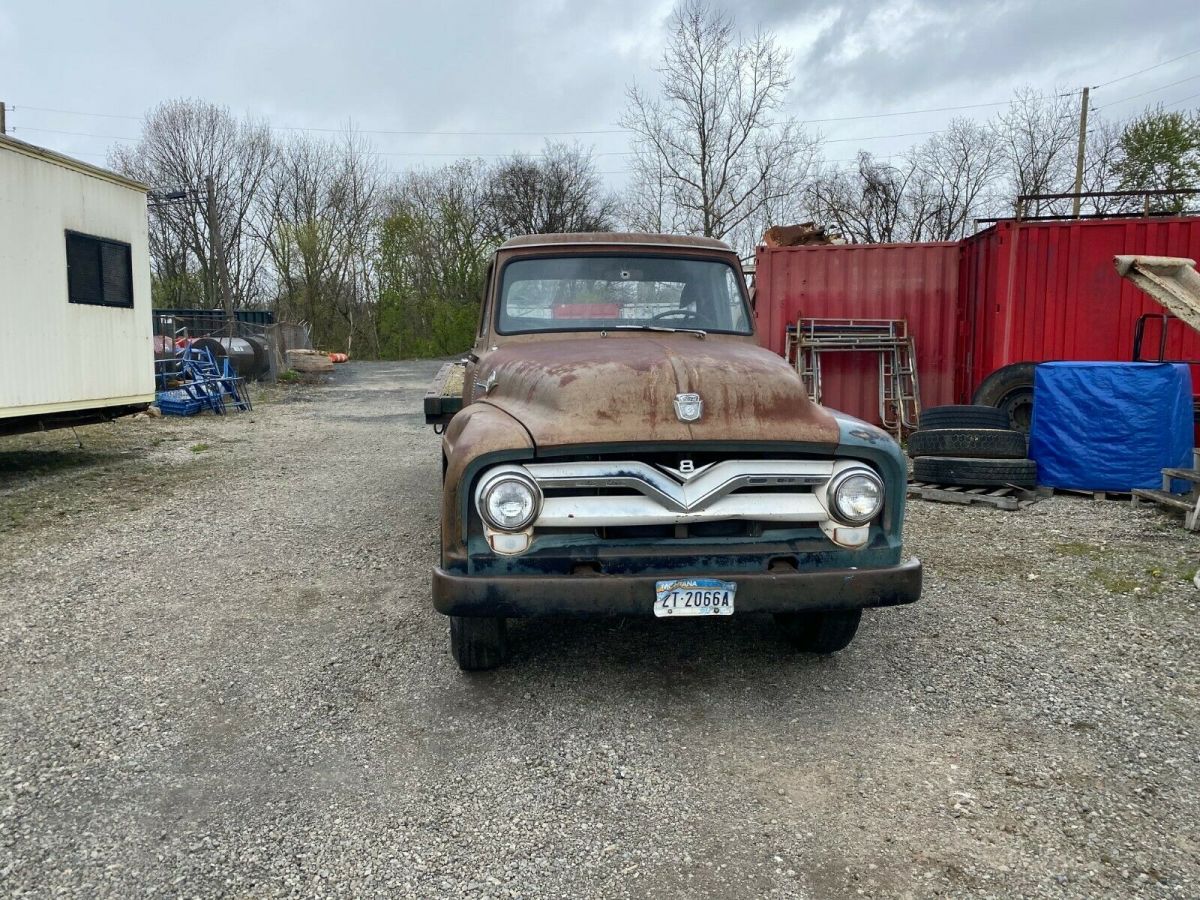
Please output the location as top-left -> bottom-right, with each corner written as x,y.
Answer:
787,317 -> 921,437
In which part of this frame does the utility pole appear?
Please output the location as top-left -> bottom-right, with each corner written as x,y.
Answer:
204,174 -> 236,336
1071,86 -> 1090,219
1,102 -> 7,136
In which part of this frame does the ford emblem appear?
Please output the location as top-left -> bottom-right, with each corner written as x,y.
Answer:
674,392 -> 703,422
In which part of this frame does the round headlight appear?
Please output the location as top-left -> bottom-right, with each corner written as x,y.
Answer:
832,471 -> 883,525
481,477 -> 540,531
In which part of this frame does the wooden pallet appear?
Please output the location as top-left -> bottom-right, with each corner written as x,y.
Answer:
1039,486 -> 1133,502
1131,463 -> 1200,531
907,481 -> 1037,511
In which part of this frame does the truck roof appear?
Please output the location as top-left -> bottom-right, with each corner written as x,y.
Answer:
498,232 -> 735,253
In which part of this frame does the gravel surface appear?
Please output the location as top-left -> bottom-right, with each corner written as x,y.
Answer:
1,360 -> 1197,899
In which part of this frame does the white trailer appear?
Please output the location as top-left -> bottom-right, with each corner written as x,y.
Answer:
0,134 -> 154,435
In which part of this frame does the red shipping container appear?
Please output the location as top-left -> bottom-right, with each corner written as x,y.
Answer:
960,217 -> 1200,400
755,216 -> 1200,428
754,241 -> 961,422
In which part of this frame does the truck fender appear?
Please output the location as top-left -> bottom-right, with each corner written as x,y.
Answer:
441,402 -> 535,563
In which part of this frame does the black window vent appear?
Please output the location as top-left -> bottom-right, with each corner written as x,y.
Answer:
66,231 -> 133,308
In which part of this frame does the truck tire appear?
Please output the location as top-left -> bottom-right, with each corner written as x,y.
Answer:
450,616 -> 508,671
912,456 -> 1037,488
907,428 -> 1027,460
774,609 -> 861,654
919,405 -> 1011,431
972,363 -> 1036,432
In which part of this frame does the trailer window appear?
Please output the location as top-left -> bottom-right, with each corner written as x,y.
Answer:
65,232 -> 133,308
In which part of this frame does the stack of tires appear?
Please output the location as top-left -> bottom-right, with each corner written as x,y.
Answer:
908,405 -> 1038,488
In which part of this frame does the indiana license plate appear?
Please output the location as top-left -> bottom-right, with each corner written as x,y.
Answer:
654,578 -> 736,617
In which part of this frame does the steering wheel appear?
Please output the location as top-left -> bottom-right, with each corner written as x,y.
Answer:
651,309 -> 701,322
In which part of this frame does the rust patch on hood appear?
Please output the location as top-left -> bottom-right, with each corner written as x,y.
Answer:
474,333 -> 840,449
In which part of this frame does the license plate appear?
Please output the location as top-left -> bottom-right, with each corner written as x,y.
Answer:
654,578 -> 736,617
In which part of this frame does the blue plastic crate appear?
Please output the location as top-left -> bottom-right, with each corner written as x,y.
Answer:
155,389 -> 204,416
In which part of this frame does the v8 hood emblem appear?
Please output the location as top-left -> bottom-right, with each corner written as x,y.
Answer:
674,392 -> 703,422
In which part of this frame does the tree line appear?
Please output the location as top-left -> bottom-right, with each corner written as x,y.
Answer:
109,0 -> 1200,358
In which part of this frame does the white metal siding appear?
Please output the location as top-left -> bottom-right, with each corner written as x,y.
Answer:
0,142 -> 154,418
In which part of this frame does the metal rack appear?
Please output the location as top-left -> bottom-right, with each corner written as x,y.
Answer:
155,344 -> 252,416
786,317 -> 920,437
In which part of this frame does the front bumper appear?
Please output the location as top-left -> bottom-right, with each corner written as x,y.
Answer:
433,557 -> 922,618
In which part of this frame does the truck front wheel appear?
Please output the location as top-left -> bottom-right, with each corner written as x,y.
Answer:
449,616 -> 508,671
774,610 -> 861,654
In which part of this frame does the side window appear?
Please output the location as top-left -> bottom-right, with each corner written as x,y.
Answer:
65,231 -> 134,308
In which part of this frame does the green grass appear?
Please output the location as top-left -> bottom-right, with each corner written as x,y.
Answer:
277,369 -> 302,383
1087,563 -> 1193,596
1054,541 -> 1102,557
1089,568 -> 1140,594
189,443 -> 210,454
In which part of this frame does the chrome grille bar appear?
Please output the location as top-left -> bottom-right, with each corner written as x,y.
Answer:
524,460 -> 833,514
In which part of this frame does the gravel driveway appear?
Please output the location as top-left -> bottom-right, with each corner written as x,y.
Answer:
1,360 -> 1197,899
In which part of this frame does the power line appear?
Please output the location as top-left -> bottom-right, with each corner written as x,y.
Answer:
15,122 -> 950,153
10,125 -> 637,158
7,64 -> 1190,170
13,126 -> 137,141
798,100 -> 1024,125
13,105 -> 142,121
1166,90 -> 1200,110
1099,73 -> 1200,108
824,130 -> 937,143
275,124 -> 627,136
14,92 -> 1078,141
12,104 -> 627,137
1093,48 -> 1200,89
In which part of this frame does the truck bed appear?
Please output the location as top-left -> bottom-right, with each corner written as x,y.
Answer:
425,362 -> 466,427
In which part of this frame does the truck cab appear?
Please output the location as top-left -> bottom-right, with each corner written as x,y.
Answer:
427,233 -> 921,670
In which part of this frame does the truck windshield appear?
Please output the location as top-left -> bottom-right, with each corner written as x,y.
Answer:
497,255 -> 753,335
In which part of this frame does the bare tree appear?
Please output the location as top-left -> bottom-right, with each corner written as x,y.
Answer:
622,155 -> 688,235
260,130 -> 384,355
620,0 -> 819,249
994,87 -> 1078,216
909,118 -> 1005,239
1081,116 -> 1127,214
484,142 -> 617,239
804,153 -> 916,244
109,99 -> 275,308
805,119 -> 1002,244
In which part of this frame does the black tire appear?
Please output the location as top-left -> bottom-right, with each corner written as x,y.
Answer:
972,363 -> 1036,433
919,405 -> 1011,431
450,616 -> 508,671
907,428 -> 1027,460
912,456 -> 1037,488
774,609 -> 861,654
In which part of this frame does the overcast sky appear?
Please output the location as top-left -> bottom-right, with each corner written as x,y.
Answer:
3,0 -> 1198,186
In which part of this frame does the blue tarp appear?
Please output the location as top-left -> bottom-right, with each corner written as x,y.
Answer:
1029,362 -> 1193,492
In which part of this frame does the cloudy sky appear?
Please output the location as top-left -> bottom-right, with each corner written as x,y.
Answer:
3,0 -> 1198,186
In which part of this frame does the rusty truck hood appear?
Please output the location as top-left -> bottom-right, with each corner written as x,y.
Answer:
474,333 -> 841,449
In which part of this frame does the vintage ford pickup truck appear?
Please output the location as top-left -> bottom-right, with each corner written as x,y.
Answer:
425,233 -> 921,669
